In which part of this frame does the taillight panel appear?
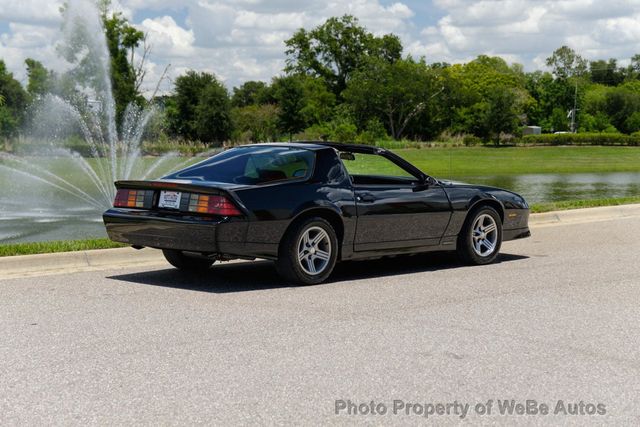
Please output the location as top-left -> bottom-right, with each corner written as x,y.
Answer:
114,189 -> 153,208
113,188 -> 242,217
186,193 -> 242,216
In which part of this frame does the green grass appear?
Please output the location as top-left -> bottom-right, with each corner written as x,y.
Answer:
359,146 -> 640,176
0,238 -> 125,257
4,146 -> 640,182
530,196 -> 640,213
0,156 -> 198,195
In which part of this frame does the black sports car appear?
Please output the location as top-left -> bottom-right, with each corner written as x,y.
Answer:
103,142 -> 530,284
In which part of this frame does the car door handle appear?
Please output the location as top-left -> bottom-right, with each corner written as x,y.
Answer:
357,193 -> 376,203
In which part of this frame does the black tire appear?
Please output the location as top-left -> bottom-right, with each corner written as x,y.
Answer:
275,217 -> 338,285
162,249 -> 214,271
457,206 -> 503,265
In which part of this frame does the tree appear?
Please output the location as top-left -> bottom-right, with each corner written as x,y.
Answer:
485,87 -> 520,141
549,107 -> 569,132
604,85 -> 640,133
299,76 -> 336,125
442,56 -> 531,138
590,59 -> 623,86
194,82 -> 232,142
582,84 -> 608,115
546,46 -> 588,79
231,81 -> 269,107
285,15 -> 402,97
58,0 -> 146,129
624,111 -> 640,133
578,112 -> 617,133
0,60 -> 28,137
167,71 -> 214,138
25,59 -> 54,99
344,57 -> 437,140
231,104 -> 279,142
167,70 -> 231,142
272,75 -> 307,139
101,7 -> 145,124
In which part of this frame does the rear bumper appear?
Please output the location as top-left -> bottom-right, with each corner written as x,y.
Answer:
103,208 -> 247,253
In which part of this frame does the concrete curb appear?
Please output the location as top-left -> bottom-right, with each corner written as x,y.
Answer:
0,247 -> 165,279
2,203 -> 640,279
528,203 -> 640,226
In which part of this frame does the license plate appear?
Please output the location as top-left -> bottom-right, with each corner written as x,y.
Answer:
158,191 -> 182,209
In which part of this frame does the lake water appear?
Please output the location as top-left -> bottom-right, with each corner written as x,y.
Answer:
1,172 -> 639,244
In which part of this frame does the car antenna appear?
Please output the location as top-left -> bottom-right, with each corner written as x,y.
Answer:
449,142 -> 453,180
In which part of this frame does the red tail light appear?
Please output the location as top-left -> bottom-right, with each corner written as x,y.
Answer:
114,189 -> 148,208
187,194 -> 242,216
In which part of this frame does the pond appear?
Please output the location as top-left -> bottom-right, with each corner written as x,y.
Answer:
453,172 -> 640,204
2,171 -> 639,244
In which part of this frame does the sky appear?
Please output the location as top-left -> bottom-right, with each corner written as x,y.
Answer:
2,0 -> 640,95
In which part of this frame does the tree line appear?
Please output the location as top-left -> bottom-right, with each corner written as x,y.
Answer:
3,13 -> 640,144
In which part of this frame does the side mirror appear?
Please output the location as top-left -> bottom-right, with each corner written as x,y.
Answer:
413,176 -> 436,192
339,152 -> 355,161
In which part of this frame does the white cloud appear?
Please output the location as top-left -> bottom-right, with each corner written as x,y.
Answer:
0,0 -> 62,25
139,16 -> 195,56
409,0 -> 640,69
4,0 -> 640,96
0,23 -> 64,85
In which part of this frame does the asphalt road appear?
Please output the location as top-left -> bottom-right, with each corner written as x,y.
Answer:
1,217 -> 639,425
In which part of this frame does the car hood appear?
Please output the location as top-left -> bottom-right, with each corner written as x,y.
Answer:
437,178 -> 470,186
437,179 -> 529,208
438,178 -> 511,193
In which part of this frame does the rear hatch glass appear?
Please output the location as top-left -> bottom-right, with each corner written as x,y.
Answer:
164,146 -> 315,185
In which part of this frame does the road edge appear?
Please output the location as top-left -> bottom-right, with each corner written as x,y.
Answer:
528,203 -> 640,226
0,247 -> 166,279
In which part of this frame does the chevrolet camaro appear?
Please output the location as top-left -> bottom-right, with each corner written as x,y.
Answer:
103,142 -> 530,285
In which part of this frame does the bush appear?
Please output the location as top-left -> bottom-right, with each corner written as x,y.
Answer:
364,118 -> 388,140
293,124 -> 331,141
521,133 -> 640,146
294,121 -> 359,143
142,139 -> 211,156
63,135 -> 95,157
498,132 -> 517,145
463,134 -> 481,146
374,139 -> 424,149
332,123 -> 358,142
355,130 -> 376,145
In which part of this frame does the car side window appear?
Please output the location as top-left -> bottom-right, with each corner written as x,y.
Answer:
243,151 -> 312,182
340,152 -> 416,185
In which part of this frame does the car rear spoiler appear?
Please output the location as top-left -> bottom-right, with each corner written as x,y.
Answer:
114,180 -> 238,195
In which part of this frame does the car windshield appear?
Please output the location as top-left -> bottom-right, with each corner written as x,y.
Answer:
164,146 -> 315,185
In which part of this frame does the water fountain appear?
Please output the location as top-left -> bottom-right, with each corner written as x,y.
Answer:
0,0 -> 190,243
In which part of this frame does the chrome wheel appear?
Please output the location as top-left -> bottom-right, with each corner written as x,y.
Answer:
297,226 -> 332,276
471,213 -> 498,257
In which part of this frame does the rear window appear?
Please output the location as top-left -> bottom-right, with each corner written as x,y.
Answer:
165,146 -> 315,185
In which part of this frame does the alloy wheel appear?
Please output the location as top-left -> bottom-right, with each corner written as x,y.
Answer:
471,213 -> 498,257
297,226 -> 332,275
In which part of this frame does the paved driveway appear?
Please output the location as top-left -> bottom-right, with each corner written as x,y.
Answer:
1,217 -> 639,425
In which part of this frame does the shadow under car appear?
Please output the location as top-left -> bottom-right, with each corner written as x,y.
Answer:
107,252 -> 529,294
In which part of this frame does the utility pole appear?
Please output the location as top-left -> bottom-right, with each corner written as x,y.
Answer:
570,79 -> 578,133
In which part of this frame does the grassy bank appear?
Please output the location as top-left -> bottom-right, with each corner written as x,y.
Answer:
0,238 -> 125,257
321,145 -> 640,177
529,197 -> 640,213
3,146 -> 640,181
390,146 -> 640,176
